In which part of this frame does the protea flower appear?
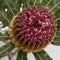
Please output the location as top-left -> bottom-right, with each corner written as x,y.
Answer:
9,6 -> 56,53
0,0 -> 60,60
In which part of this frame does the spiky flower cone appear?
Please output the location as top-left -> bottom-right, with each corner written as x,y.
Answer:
9,6 -> 56,53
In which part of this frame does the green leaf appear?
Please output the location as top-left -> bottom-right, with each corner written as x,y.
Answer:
54,7 -> 60,19
0,35 -> 9,41
2,0 -> 14,20
5,0 -> 18,14
0,15 -> 9,26
33,50 -> 53,60
52,36 -> 60,45
56,31 -> 60,36
56,18 -> 60,29
16,50 -> 27,60
16,0 -> 30,8
29,0 -> 47,6
0,0 -> 2,11
0,42 -> 15,58
0,32 -> 9,41
57,26 -> 60,32
53,0 -> 60,9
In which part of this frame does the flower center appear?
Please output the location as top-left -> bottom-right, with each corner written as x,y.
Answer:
34,20 -> 42,28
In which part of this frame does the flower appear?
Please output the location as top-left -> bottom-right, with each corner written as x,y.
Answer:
9,6 -> 56,53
